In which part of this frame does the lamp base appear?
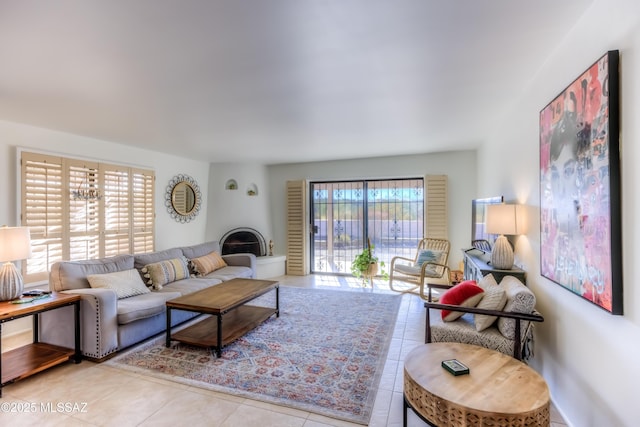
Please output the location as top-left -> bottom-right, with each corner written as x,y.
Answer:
491,235 -> 514,270
0,261 -> 24,301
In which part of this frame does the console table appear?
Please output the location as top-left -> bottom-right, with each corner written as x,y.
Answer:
0,292 -> 81,397
462,249 -> 526,284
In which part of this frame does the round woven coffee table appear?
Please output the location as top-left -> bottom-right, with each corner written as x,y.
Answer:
403,342 -> 549,427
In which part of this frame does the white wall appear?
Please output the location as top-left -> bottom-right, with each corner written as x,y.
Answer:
205,162 -> 274,245
479,1 -> 640,425
267,150 -> 477,270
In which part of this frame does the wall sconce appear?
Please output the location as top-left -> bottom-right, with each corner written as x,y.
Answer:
0,226 -> 32,301
485,204 -> 525,270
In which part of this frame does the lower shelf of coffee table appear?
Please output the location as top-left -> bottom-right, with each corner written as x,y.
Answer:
171,305 -> 277,348
1,342 -> 76,385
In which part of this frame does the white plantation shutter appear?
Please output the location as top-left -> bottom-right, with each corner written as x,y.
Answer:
131,169 -> 155,254
102,166 -> 131,257
20,151 -> 155,283
68,159 -> 101,261
21,152 -> 64,282
286,180 -> 308,275
425,175 -> 448,239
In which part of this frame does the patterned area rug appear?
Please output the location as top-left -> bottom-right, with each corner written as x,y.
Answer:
106,286 -> 401,425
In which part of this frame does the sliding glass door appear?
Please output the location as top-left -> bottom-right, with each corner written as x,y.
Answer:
310,178 -> 424,275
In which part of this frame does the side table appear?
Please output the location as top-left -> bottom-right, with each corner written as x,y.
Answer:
404,342 -> 549,426
0,292 -> 81,397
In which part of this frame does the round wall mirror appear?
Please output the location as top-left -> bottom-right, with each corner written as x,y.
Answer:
165,174 -> 202,223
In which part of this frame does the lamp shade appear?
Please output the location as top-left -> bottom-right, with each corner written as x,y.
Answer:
485,204 -> 525,236
0,226 -> 32,262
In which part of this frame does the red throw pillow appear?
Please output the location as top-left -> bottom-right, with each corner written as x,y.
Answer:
439,280 -> 485,321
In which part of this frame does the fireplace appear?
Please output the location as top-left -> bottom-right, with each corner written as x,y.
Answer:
220,227 -> 267,257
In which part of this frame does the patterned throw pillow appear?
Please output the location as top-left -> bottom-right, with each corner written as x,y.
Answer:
474,284 -> 508,331
190,251 -> 227,276
87,269 -> 151,299
497,277 -> 536,340
414,249 -> 444,267
141,256 -> 190,290
415,249 -> 447,276
439,280 -> 485,321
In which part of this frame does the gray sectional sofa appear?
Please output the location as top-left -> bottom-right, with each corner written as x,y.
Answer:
39,241 -> 256,361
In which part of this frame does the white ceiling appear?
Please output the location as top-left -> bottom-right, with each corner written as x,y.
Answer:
0,0 -> 593,165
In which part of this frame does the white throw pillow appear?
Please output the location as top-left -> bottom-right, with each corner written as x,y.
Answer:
474,284 -> 508,331
87,269 -> 151,299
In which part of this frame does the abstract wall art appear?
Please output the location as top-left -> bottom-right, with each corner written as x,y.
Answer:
539,50 -> 622,314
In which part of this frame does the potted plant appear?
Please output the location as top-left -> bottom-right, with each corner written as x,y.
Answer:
351,238 -> 388,285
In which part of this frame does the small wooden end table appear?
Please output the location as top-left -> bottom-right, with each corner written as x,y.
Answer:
166,278 -> 279,357
0,292 -> 81,397
404,342 -> 549,427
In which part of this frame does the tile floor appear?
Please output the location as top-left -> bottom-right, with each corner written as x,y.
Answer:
1,274 -> 568,426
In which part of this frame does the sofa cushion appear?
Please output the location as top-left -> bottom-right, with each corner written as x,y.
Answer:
497,276 -> 536,340
133,248 -> 184,271
190,251 -> 227,276
49,255 -> 135,291
440,280 -> 485,321
158,277 -> 223,296
87,268 -> 151,299
141,256 -> 190,290
116,291 -> 181,324
202,265 -> 254,282
180,241 -> 221,259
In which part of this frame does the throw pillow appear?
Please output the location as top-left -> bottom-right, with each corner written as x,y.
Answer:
439,280 -> 485,321
414,249 -> 444,267
477,273 -> 498,291
474,284 -> 508,331
497,276 -> 536,340
87,268 -> 151,299
190,251 -> 227,276
415,249 -> 447,277
141,256 -> 190,290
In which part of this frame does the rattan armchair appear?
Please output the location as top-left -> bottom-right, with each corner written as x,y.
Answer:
388,237 -> 452,299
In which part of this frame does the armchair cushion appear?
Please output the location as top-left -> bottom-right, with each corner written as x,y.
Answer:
87,268 -> 150,299
439,281 -> 485,321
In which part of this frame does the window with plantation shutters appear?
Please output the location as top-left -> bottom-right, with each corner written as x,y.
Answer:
20,151 -> 155,283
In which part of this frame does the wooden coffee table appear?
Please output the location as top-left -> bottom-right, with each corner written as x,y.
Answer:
404,342 -> 550,427
165,278 -> 279,357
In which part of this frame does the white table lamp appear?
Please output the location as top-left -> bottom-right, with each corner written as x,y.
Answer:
0,226 -> 32,301
485,205 -> 524,270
